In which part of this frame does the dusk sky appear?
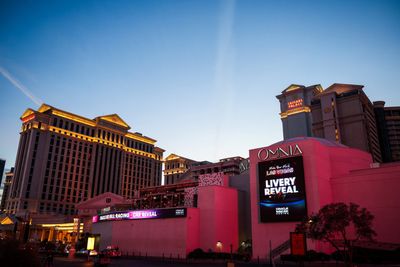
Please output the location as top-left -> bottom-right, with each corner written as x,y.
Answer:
1,0 -> 400,169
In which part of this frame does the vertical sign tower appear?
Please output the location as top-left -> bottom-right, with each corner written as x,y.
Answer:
276,84 -> 323,140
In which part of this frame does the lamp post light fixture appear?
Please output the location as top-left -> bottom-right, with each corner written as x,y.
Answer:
216,241 -> 223,252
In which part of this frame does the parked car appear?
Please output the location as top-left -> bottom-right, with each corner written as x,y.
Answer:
75,248 -> 98,257
101,246 -> 121,258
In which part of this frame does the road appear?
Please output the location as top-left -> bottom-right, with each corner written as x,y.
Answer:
53,257 -> 400,267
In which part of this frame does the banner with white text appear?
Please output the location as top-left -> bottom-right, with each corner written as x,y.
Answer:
258,156 -> 307,222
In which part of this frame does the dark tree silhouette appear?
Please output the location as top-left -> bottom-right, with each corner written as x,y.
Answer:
296,202 -> 376,266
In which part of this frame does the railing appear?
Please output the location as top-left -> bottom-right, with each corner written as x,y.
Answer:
332,239 -> 400,251
271,239 -> 290,260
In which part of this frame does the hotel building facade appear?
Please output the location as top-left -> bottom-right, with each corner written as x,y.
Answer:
277,83 -> 389,163
4,104 -> 164,218
0,168 -> 13,212
163,154 -> 197,185
276,84 -> 323,140
311,83 -> 382,162
163,153 -> 245,185
374,101 -> 400,162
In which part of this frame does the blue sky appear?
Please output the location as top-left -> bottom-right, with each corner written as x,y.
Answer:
1,0 -> 400,169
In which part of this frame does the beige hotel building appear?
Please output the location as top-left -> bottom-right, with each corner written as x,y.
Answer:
4,104 -> 164,221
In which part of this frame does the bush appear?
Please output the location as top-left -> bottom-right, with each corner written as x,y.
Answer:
306,250 -> 330,261
331,247 -> 400,264
280,250 -> 330,262
188,248 -> 206,259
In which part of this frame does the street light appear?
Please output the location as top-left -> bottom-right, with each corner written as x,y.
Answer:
216,241 -> 223,252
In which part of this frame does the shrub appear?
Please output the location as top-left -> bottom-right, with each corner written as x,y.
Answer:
188,248 -> 206,259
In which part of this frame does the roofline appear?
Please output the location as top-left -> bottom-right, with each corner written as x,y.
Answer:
23,103 -> 158,145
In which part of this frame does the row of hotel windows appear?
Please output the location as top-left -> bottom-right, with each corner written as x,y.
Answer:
25,131 -> 40,199
41,186 -> 88,202
124,168 -> 152,177
385,110 -> 400,116
122,179 -> 152,197
4,200 -> 78,215
6,201 -> 19,213
125,155 -> 154,166
52,117 -> 94,136
165,174 -> 181,184
43,135 -> 91,203
47,137 -> 92,174
52,116 -> 153,153
126,139 -> 153,153
39,202 -> 78,215
165,163 -> 189,170
10,130 -> 40,199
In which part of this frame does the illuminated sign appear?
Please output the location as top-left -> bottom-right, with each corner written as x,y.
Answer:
73,218 -> 79,232
258,156 -> 307,222
22,114 -> 35,123
92,208 -> 187,223
258,144 -> 302,161
287,99 -> 303,109
87,237 -> 95,251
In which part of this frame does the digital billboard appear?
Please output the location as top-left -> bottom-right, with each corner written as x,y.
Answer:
258,156 -> 307,222
92,208 -> 187,223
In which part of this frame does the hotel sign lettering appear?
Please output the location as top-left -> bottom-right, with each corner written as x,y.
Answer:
258,144 -> 302,161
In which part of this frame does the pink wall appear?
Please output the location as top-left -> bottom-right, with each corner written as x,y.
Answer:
198,185 -> 239,253
93,208 -> 199,258
249,138 -> 372,259
91,184 -> 239,258
332,163 -> 400,244
186,207 -> 200,254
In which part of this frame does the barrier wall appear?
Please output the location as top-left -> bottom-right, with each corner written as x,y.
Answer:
93,208 -> 199,257
92,184 -> 238,258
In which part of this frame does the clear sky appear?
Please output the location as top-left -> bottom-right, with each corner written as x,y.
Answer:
1,0 -> 400,169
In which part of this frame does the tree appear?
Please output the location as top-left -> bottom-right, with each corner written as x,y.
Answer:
296,202 -> 376,266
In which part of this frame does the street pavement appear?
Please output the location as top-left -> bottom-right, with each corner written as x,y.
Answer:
53,256 -> 400,267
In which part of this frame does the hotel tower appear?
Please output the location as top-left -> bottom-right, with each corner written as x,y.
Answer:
5,104 -> 164,217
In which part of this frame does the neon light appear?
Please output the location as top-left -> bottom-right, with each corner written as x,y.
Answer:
280,107 -> 311,118
287,99 -> 304,109
22,114 -> 35,123
93,208 -> 186,223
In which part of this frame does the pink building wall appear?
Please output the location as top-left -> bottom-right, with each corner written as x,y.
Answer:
198,185 -> 239,253
332,163 -> 400,244
249,138 -> 372,259
91,184 -> 239,258
93,208 -> 199,257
